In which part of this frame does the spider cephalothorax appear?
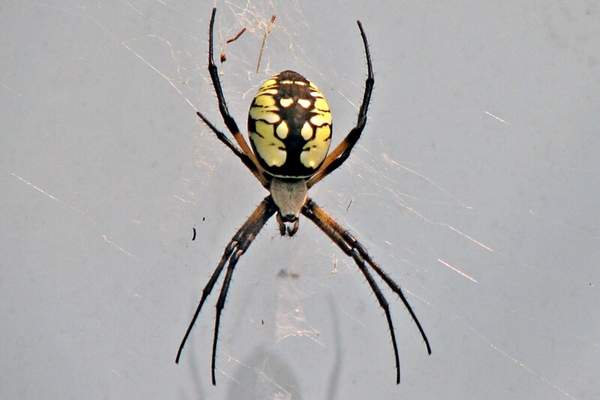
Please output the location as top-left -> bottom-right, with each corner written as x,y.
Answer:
175,8 -> 431,386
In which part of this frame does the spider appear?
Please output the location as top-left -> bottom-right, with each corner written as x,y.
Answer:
175,8 -> 431,385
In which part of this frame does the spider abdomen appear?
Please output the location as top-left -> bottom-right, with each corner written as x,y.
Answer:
248,70 -> 332,178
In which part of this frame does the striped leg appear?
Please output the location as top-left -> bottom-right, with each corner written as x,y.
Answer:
175,196 -> 277,385
200,8 -> 268,187
302,198 -> 431,383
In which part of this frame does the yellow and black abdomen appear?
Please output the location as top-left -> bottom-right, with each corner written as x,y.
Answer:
248,70 -> 332,178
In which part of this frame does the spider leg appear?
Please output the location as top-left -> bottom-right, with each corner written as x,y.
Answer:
307,20 -> 374,188
302,198 -> 431,383
175,196 -> 277,385
353,251 -> 401,383
210,200 -> 277,385
329,223 -> 432,356
196,111 -> 268,188
304,198 -> 431,353
211,247 -> 242,385
203,8 -> 268,187
175,238 -> 235,365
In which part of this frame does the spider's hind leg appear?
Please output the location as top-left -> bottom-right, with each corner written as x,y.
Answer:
175,196 -> 277,385
302,198 -> 431,383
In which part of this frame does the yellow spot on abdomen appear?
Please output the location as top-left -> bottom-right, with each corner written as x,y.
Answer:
255,120 -> 274,138
310,112 -> 332,126
300,125 -> 331,170
276,121 -> 289,139
315,125 -> 331,142
257,88 -> 278,96
250,106 -> 280,124
251,121 -> 286,168
301,122 -> 314,140
280,98 -> 294,108
298,99 -> 311,108
254,95 -> 276,107
314,98 -> 329,111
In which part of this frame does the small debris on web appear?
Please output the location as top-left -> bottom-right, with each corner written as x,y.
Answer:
192,227 -> 196,241
277,268 -> 299,279
219,27 -> 247,63
256,15 -> 277,73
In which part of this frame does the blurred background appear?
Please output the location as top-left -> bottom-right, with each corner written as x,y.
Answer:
1,1 -> 599,399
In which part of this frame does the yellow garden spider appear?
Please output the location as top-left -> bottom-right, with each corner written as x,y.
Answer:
175,8 -> 431,385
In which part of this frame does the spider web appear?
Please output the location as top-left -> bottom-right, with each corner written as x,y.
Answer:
129,0 -> 593,396
3,1 -> 599,399
111,2 -> 449,397
111,1 -> 379,397
114,3 -> 584,397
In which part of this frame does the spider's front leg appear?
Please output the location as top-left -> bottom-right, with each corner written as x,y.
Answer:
197,8 -> 269,188
307,20 -> 374,188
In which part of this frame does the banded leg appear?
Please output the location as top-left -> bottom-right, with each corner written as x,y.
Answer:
201,8 -> 267,187
328,224 -> 431,356
175,196 -> 277,385
307,20 -> 374,188
302,198 -> 431,383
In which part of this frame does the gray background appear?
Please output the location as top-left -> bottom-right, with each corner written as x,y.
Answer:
1,1 -> 599,399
